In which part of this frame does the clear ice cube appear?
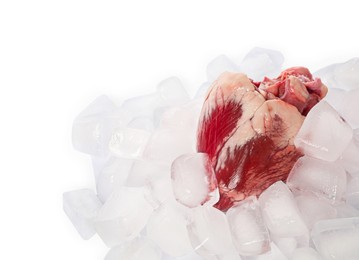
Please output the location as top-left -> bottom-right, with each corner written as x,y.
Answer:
63,189 -> 102,240
147,204 -> 192,257
121,92 -> 164,119
126,159 -> 169,187
226,196 -> 270,256
105,236 -> 162,260
287,156 -> 347,203
294,101 -> 353,162
346,177 -> 359,210
171,153 -> 219,208
291,247 -> 321,260
128,116 -> 155,132
108,127 -> 151,159
337,89 -> 359,129
72,95 -> 116,156
311,217 -> 359,260
187,206 -> 235,257
96,157 -> 133,203
258,181 -> 308,237
295,193 -> 337,230
94,187 -> 153,247
143,127 -> 196,164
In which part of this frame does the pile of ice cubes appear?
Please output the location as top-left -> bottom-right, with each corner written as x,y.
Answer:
64,48 -> 359,260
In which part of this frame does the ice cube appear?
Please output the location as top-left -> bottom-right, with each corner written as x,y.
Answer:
96,157 -> 133,203
126,159 -> 169,187
322,87 -> 346,112
346,177 -> 359,210
94,187 -> 153,247
240,47 -> 284,81
146,175 -> 176,208
258,181 -> 308,237
171,153 -> 219,208
143,127 -> 196,164
335,203 -> 359,218
311,217 -> 359,259
91,155 -> 110,181
128,116 -> 155,132
315,58 -> 359,91
187,206 -> 235,257
226,196 -> 270,256
337,89 -> 359,129
340,138 -> 359,175
241,242 -> 287,260
294,101 -> 353,162
63,189 -> 102,240
72,95 -> 116,156
121,92 -> 164,119
291,247 -> 321,260
271,236 -> 298,259
108,127 -> 151,159
147,204 -> 192,257
157,77 -> 190,106
162,251 -> 203,260
195,82 -> 211,99
287,156 -> 347,203
157,100 -> 203,130
105,237 -> 162,260
295,194 -> 337,230
207,55 -> 239,82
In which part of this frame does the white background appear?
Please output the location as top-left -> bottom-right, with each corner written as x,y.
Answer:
0,1 -> 358,259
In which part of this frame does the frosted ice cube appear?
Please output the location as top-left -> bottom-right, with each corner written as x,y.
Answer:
63,189 -> 102,240
108,127 -> 151,159
147,204 -> 192,257
121,92 -> 164,118
258,181 -> 308,237
105,237 -> 162,260
347,177 -> 359,210
187,206 -> 235,257
338,89 -> 359,128
295,194 -> 337,230
96,157 -> 133,203
207,55 -> 239,82
143,127 -> 196,164
91,155 -> 110,181
226,196 -> 270,256
171,153 -> 219,208
128,116 -> 155,132
240,47 -> 284,81
72,95 -> 116,156
94,187 -> 153,247
126,159 -> 169,187
287,156 -> 347,203
157,77 -> 190,106
291,247 -> 321,260
294,101 -> 353,162
311,217 -> 359,259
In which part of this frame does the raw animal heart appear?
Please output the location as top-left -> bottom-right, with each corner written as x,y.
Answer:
197,67 -> 328,211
